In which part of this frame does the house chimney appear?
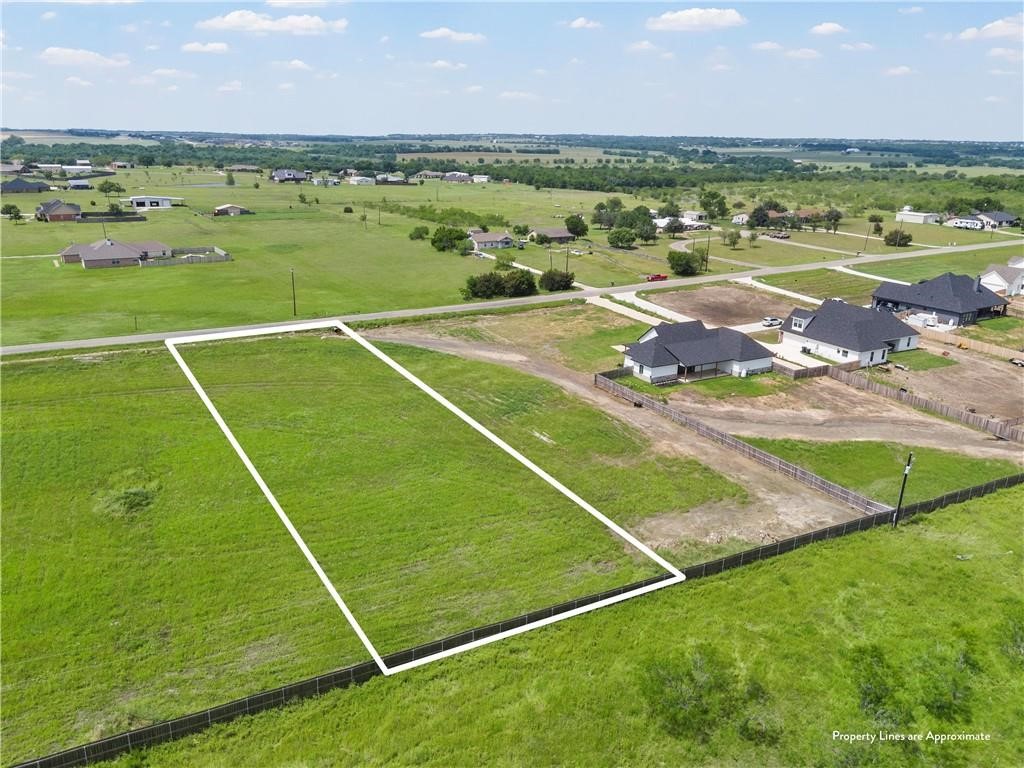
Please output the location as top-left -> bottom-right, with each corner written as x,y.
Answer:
974,275 -> 981,293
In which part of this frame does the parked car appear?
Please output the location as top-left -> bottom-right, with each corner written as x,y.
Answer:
761,317 -> 782,327
828,297 -> 846,303
1010,358 -> 1024,368
645,274 -> 669,282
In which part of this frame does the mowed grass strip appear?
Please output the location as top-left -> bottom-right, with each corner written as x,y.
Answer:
739,439 -> 1021,506
0,350 -> 369,763
863,245 -> 1024,283
106,488 -> 1024,768
757,269 -> 881,305
178,336 -> 746,654
957,315 -> 1024,351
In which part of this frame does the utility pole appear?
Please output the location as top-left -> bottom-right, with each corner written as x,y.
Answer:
290,268 -> 297,317
891,452 -> 914,528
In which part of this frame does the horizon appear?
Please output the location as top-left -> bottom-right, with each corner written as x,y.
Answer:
1,2 -> 1022,142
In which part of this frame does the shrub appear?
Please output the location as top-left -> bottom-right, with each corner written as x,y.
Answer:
432,225 -> 472,252
408,226 -> 430,241
502,268 -> 538,297
462,268 -> 537,299
667,251 -> 701,276
343,206 -> 353,213
539,269 -> 575,291
884,229 -> 913,247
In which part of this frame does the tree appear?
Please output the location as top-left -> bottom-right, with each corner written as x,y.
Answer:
634,219 -> 657,243
512,223 -> 530,237
723,229 -> 742,249
607,228 -> 636,249
2,204 -> 22,223
749,204 -> 771,228
564,213 -> 588,238
872,222 -> 884,236
606,197 -> 624,213
463,271 -> 507,299
824,208 -> 843,234
747,230 -> 759,247
107,202 -> 122,215
658,201 -> 681,218
253,181 -> 260,189
868,214 -> 884,224
96,180 -> 125,199
298,192 -> 307,205
501,268 -> 537,297
884,229 -> 912,247
664,218 -> 687,239
698,189 -> 728,219
431,224 -> 470,252
534,233 -> 552,246
225,171 -> 236,186
408,225 -> 430,240
539,269 -> 575,291
667,250 -> 701,276
359,213 -> 368,230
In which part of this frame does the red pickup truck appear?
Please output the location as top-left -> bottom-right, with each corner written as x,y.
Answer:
645,273 -> 669,282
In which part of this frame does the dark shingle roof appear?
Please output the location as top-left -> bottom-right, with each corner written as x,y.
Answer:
782,300 -> 918,350
36,199 -> 81,216
63,239 -> 170,262
626,321 -> 772,368
872,273 -> 1008,314
980,210 -> 1019,224
532,226 -> 573,239
1,177 -> 50,193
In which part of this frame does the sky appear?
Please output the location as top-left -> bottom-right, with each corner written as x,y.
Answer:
1,2 -> 1022,141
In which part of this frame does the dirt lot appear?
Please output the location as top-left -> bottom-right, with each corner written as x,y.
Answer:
869,343 -> 1024,422
641,284 -> 807,326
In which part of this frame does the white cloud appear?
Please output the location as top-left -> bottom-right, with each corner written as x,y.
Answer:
568,17 -> 601,30
428,59 -> 466,70
278,82 -> 295,90
533,68 -> 547,76
152,68 -> 195,78
41,11 -> 57,21
751,40 -> 781,51
379,35 -> 389,43
164,84 -> 179,92
39,47 -> 129,67
984,95 -> 1004,103
785,48 -> 821,60
144,44 -> 160,51
274,58 -> 312,70
419,27 -> 485,43
266,1 -> 329,7
1,71 -> 32,80
925,31 -> 954,42
710,63 -> 733,71
197,10 -> 347,35
810,22 -> 847,35
129,75 -> 156,85
181,41 -> 229,53
65,76 -> 93,87
568,57 -> 582,65
660,51 -> 675,60
898,6 -> 924,14
840,42 -> 874,51
499,90 -> 538,100
958,13 -> 1023,41
217,79 -> 242,92
884,65 -> 913,76
465,84 -> 483,93
645,8 -> 747,32
120,23 -> 139,33
988,47 -> 1023,62
627,40 -> 658,53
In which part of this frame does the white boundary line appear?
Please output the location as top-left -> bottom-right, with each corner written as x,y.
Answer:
167,319 -> 684,676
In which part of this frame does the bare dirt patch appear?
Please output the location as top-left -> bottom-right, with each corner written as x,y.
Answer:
642,284 -> 806,326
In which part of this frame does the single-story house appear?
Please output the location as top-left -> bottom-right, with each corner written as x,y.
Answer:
60,238 -> 171,269
121,195 -> 184,210
35,164 -> 63,173
64,165 -> 92,175
872,272 -> 1008,327
945,215 -> 984,230
109,161 -> 134,169
980,264 -> 1024,297
35,199 -> 82,222
470,231 -> 514,250
472,174 -> 490,184
412,170 -> 444,180
311,177 -> 340,186
624,321 -> 774,383
375,173 -> 407,185
443,172 -> 473,183
1,177 -> 51,193
895,207 -> 939,225
731,213 -> 749,225
348,176 -> 375,185
652,217 -> 678,232
977,210 -> 1020,229
1,162 -> 26,174
213,203 -> 252,217
271,169 -> 304,183
792,208 -> 822,222
67,179 -> 92,190
780,300 -> 919,368
528,226 -> 574,244
683,210 -> 707,222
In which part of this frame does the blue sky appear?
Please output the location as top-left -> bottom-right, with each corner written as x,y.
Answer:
1,2 -> 1021,140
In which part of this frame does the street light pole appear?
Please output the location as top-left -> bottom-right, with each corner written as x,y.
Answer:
290,268 -> 296,316
892,452 -> 914,528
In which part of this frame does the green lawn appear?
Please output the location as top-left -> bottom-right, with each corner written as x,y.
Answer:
687,372 -> 796,399
958,315 -> 1024,351
740,439 -> 1020,506
721,237 -> 845,266
864,245 -> 1024,283
838,215 -> 1021,248
1,336 -> 749,763
108,487 -> 1024,768
757,269 -> 881,305
887,348 -> 959,371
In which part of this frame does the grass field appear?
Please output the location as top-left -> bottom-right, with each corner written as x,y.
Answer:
739,439 -> 1020,506
719,237 -> 843,267
756,269 -> 881,305
837,215 -> 1021,248
104,487 -> 1024,768
887,348 -> 959,371
863,245 -> 1024,283
958,316 -> 1024,350
1,336 -> 750,763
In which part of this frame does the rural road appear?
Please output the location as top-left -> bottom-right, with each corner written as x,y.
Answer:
2,238 -> 1020,357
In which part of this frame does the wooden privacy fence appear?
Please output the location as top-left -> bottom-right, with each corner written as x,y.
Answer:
916,326 -> 1022,356
827,368 -> 1024,443
771,359 -> 830,379
594,371 -> 892,515
13,475 -> 1023,768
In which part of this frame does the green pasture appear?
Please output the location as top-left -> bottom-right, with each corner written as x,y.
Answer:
864,245 -> 1024,283
756,270 -> 881,305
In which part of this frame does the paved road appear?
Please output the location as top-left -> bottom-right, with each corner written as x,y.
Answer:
2,238 -> 1020,357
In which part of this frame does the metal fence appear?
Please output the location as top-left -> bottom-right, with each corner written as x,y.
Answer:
594,372 -> 893,515
827,368 -> 1024,443
12,471 -> 1022,768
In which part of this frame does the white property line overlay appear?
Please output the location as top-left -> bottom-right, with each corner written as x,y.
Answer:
167,318 -> 684,676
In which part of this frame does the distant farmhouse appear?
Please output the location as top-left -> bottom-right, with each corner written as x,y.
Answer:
895,206 -> 939,225
872,273 -> 1008,327
35,199 -> 82,222
109,161 -> 134,169
443,171 -> 473,183
977,211 -> 1020,229
731,213 -> 750,225
780,301 -> 918,368
66,179 -> 92,191
412,170 -> 444,180
624,322 -> 774,383
2,178 -> 51,194
271,169 -> 304,183
311,177 -> 340,186
121,195 -> 184,210
945,215 -> 984,230
348,176 -> 375,185
528,226 -> 574,244
213,204 -> 252,217
470,231 -> 514,250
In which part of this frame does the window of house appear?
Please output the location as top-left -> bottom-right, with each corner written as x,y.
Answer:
841,350 -> 848,357
637,364 -> 645,374
792,318 -> 804,331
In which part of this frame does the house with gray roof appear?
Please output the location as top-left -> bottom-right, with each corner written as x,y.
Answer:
35,199 -> 81,222
623,321 -> 774,383
528,226 -> 574,244
980,263 -> 1024,297
271,169 -> 304,183
60,238 -> 171,269
1,177 -> 50,193
872,273 -> 1008,327
780,300 -> 919,367
469,231 -> 514,250
977,211 -> 1020,229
